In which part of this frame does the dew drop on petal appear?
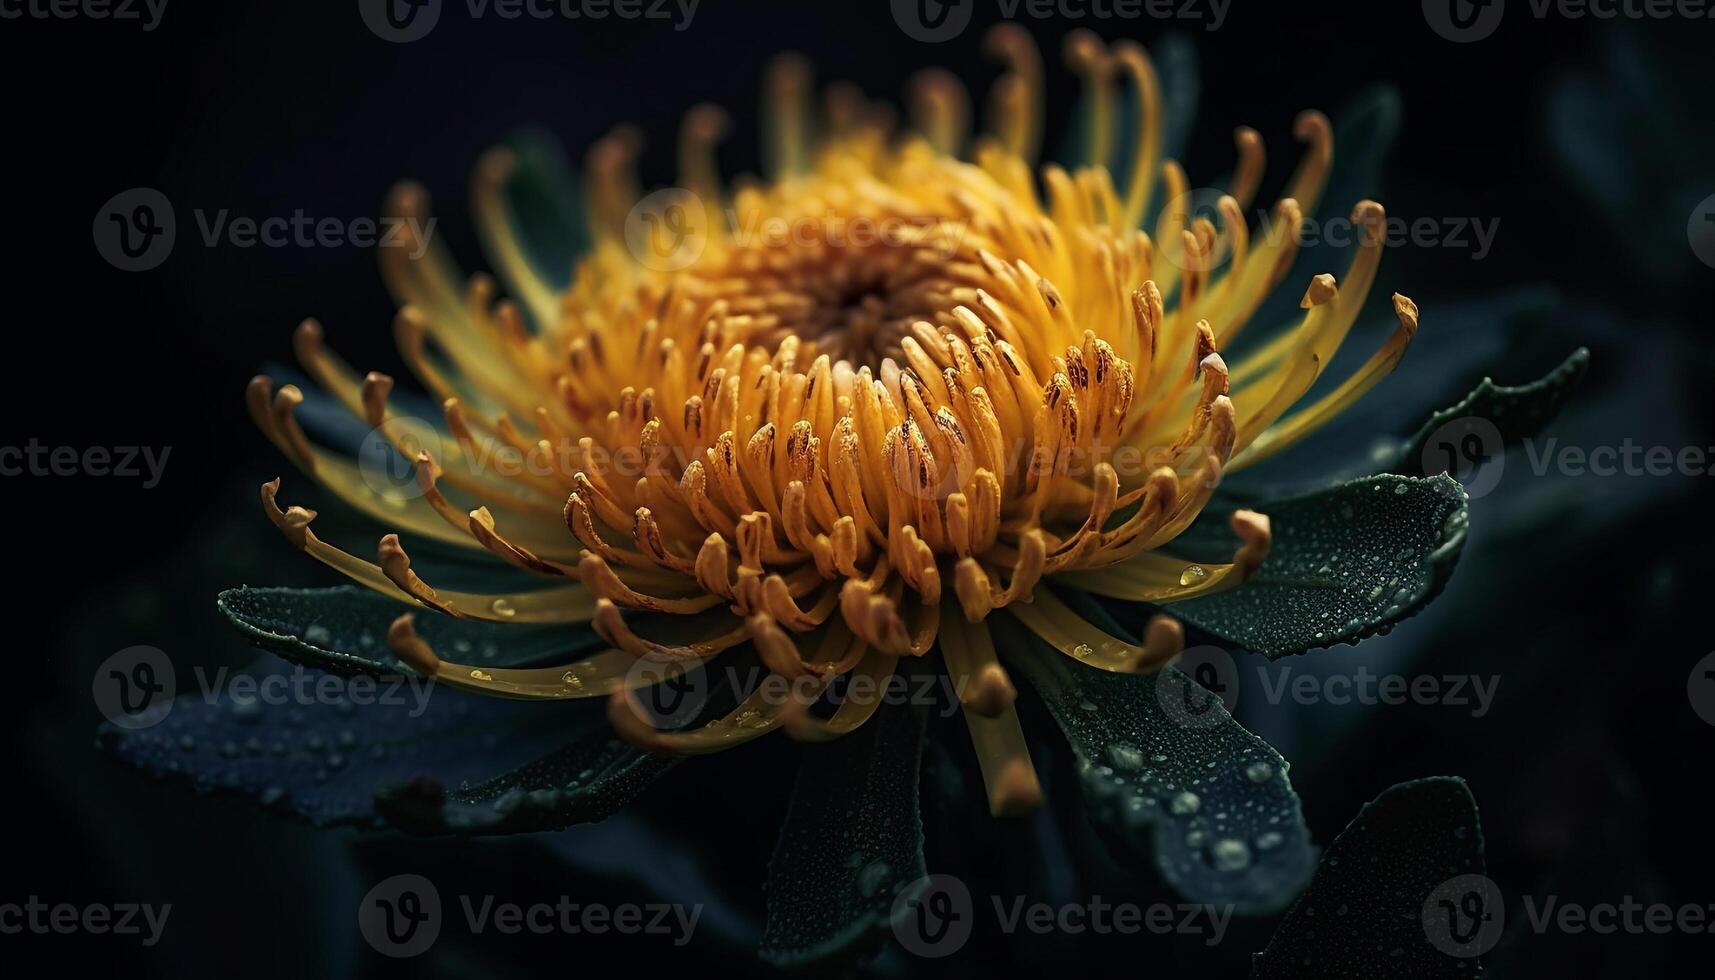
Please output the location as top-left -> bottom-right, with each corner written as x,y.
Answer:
857,860 -> 891,898
1107,742 -> 1145,772
1170,791 -> 1201,815
1210,838 -> 1251,871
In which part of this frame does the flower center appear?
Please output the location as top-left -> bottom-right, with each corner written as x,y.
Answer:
699,216 -> 965,371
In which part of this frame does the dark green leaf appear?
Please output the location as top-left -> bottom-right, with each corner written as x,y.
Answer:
1390,348 -> 1591,478
1170,474 -> 1470,659
99,658 -> 590,829
103,587 -> 673,832
218,585 -> 605,677
375,716 -> 676,836
1252,776 -> 1489,979
997,628 -> 1314,915
760,699 -> 929,973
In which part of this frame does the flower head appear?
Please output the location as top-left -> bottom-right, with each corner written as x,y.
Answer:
249,26 -> 1419,818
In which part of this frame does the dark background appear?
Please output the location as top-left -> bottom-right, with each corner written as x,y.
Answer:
4,0 -> 1712,976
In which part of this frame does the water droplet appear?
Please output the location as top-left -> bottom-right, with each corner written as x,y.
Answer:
1245,761 -> 1275,783
857,860 -> 891,898
490,598 -> 517,618
303,624 -> 332,646
1170,791 -> 1201,815
470,669 -> 494,682
1107,743 -> 1145,772
1179,564 -> 1208,587
561,671 -> 584,690
1256,831 -> 1284,851
1210,838 -> 1251,871
1072,643 -> 1094,659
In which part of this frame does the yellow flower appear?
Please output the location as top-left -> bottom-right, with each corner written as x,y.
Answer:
248,27 -> 1418,818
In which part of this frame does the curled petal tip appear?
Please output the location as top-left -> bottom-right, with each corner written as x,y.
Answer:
387,613 -> 441,676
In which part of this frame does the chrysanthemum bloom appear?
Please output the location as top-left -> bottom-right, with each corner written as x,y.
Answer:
248,26 -> 1421,821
